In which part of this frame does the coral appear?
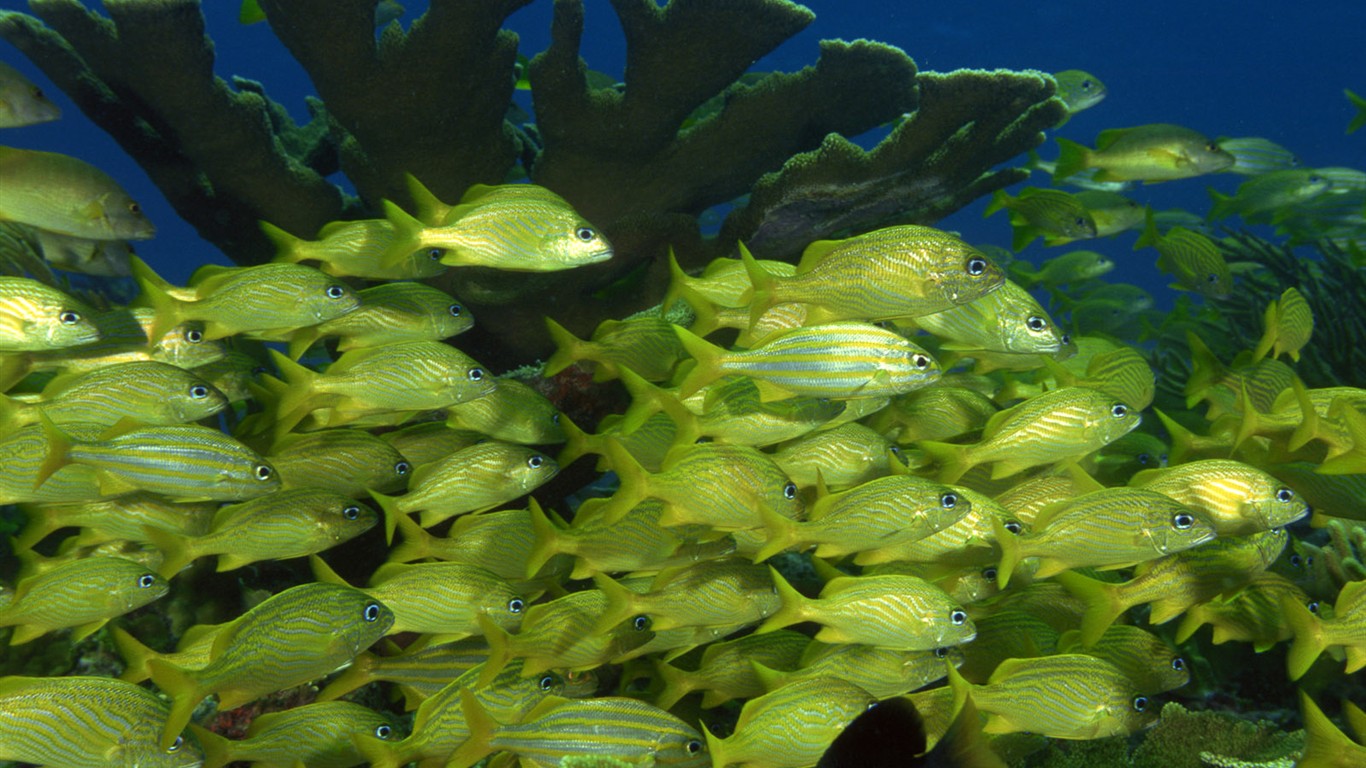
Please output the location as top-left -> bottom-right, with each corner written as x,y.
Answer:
1130,703 -> 1301,768
1,0 -> 1063,365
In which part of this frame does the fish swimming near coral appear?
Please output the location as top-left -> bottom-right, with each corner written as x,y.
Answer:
0,146 -> 154,240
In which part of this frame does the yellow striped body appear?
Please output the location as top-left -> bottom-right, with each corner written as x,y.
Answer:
15,492 -> 215,550
280,341 -> 497,416
1131,459 -> 1309,535
783,642 -> 960,699
315,637 -> 490,705
364,561 -> 527,637
915,279 -> 1067,355
6,360 -> 227,429
969,655 -> 1157,739
377,421 -> 483,467
192,700 -> 400,768
291,281 -> 471,357
595,559 -> 779,633
1060,624 -> 1189,694
490,590 -> 654,678
856,487 -> 1016,568
0,146 -> 155,240
484,696 -> 708,768
761,570 -> 975,650
769,422 -> 898,489
267,216 -> 446,279
707,676 -> 874,768
394,441 -> 558,528
268,427 -> 412,496
528,498 -> 733,580
444,377 -> 565,445
868,385 -> 998,445
0,275 -> 100,351
654,631 -> 810,710
0,676 -> 200,768
59,424 -> 280,501
0,556 -> 167,644
1175,572 -> 1304,649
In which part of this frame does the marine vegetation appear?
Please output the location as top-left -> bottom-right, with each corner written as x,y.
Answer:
3,1 -> 1366,768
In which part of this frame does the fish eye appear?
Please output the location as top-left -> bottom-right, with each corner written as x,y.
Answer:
1111,403 -> 1129,418
940,492 -> 958,509
188,384 -> 210,399
982,567 -> 998,580
1289,553 -> 1304,567
137,573 -> 157,589
1172,513 -> 1195,530
1060,333 -> 1071,345
428,248 -> 444,261
363,601 -> 383,622
1074,217 -> 1088,228
166,735 -> 183,753
632,614 -> 652,631
1158,453 -> 1169,464
912,354 -> 932,370
1206,273 -> 1221,284
783,481 -> 798,500
325,285 -> 347,299
1003,520 -> 1023,535
508,597 -> 525,613
551,412 -> 561,424
129,202 -> 142,214
1172,657 -> 1186,672
1276,488 -> 1295,503
1026,316 -> 1047,332
575,226 -> 596,241
538,674 -> 558,691
342,505 -> 361,520
1080,79 -> 1092,89
448,303 -> 463,317
966,257 -> 988,276
254,464 -> 274,481
58,310 -> 81,325
1132,696 -> 1149,712
1137,453 -> 1151,465
468,367 -> 485,381
934,647 -> 949,658
184,328 -> 205,343
252,366 -> 270,376
395,461 -> 411,476
374,724 -> 394,739
1308,600 -> 1321,614
1205,142 -> 1220,152
949,609 -> 968,625
527,455 -> 546,469
686,740 -> 703,755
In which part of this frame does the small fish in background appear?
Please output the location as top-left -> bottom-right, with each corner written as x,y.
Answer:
1054,123 -> 1235,183
0,61 -> 60,127
1073,190 -> 1147,239
1207,169 -> 1332,223
984,187 -> 1097,250
0,146 -> 155,240
1133,211 -> 1233,299
1009,250 -> 1114,292
1346,88 -> 1366,134
1216,136 -> 1301,175
1253,286 -> 1314,363
0,275 -> 101,351
1051,69 -> 1107,124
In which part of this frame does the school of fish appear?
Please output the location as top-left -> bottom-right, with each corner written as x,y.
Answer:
1,52 -> 1366,768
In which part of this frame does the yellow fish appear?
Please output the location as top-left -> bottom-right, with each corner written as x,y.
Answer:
1253,286 -> 1313,363
0,276 -> 100,351
703,676 -> 874,768
263,217 -> 447,280
0,555 -> 167,644
0,146 -> 155,239
1054,123 -> 1234,183
0,62 -> 61,126
284,281 -> 473,360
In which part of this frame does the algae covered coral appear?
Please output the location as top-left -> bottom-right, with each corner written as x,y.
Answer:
2,0 -> 1366,767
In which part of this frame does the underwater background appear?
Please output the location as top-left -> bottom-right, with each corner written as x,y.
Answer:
2,0 -> 1366,767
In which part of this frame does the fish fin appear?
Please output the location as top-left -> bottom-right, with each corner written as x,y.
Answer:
146,659 -> 208,750
598,439 -> 649,524
368,489 -> 404,546
672,324 -> 724,399
918,439 -> 973,484
983,189 -> 1012,219
110,626 -> 158,682
1286,377 -> 1318,452
1009,220 -> 1040,253
386,513 -> 433,564
351,728 -> 406,768
1052,569 -> 1126,647
444,688 -> 499,768
553,413 -> 597,468
474,613 -> 513,689
1281,593 -> 1326,680
590,572 -> 639,634
1132,207 -> 1160,251
308,553 -> 352,587
652,658 -> 697,711
1206,188 -> 1235,221
755,566 -> 808,634
702,722 -> 729,768
1345,645 -> 1366,674
739,241 -> 780,329
1319,405 -> 1366,475
542,316 -> 587,377
1052,138 -> 1091,183
284,326 -> 321,361
616,365 -> 676,435
7,622 -> 51,645
1298,691 -> 1366,768
315,651 -> 377,702
32,412 -> 72,491
1348,88 -> 1366,134
523,497 -> 566,579
1183,330 -> 1225,409
1345,700 -> 1366,744
189,723 -> 233,768
259,220 -> 306,263
752,502 -> 802,563
405,173 -> 454,224
129,255 -> 185,343
265,349 -> 318,428
144,525 -> 196,579
991,515 -> 1024,589
660,247 -> 691,314
378,200 -> 427,267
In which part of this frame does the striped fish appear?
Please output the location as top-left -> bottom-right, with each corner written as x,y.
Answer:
190,700 -> 400,768
131,257 -> 359,341
1133,214 -> 1232,298
1173,571 -> 1305,650
376,420 -> 484,467
704,676 -> 873,768
1216,136 -> 1301,175
0,360 -> 226,430
759,569 -> 975,651
449,692 -> 710,768
147,581 -> 394,750
654,630 -> 811,710
867,386 -> 999,445
264,216 -> 446,280
915,279 -> 1067,357
742,225 -> 1006,324
0,275 -> 100,351
675,321 -> 941,401
855,487 -> 1019,569
592,558 -> 780,633
370,440 -> 558,539
267,427 -> 412,496
769,422 -> 899,489
777,642 -> 961,699
389,508 -> 568,583
0,555 -> 167,644
919,386 -> 1141,483
544,313 -> 687,381
0,423 -> 109,505
0,675 -> 202,767
383,185 -> 612,271
994,487 -> 1217,587
284,281 -> 472,359
1131,459 -> 1309,535
316,636 -> 491,707
111,622 -> 228,684
1285,578 -> 1366,679
14,492 -> 216,551
36,422 -> 280,501
444,377 -> 565,445
1059,624 -> 1190,694
1047,343 -> 1155,411
664,249 -> 796,311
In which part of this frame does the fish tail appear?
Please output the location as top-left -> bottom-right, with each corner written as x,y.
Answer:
285,325 -> 321,361
983,189 -> 1012,218
1006,259 -> 1039,288
672,325 -> 724,400
474,613 -> 514,689
404,172 -> 450,223
1298,692 -> 1361,768
751,503 -> 801,563
1347,88 -> 1366,134
1052,570 -> 1126,647
590,572 -> 639,634
646,376 -> 702,446
1132,207 -> 1160,251
32,412 -> 72,490
1009,219 -> 1040,252
188,724 -> 233,768
266,348 -> 318,424
599,439 -> 649,524
308,553 -> 352,586
1206,189 -> 1235,221
1155,408 -> 1199,465
109,626 -> 158,683
681,285 -> 725,337
661,247 -> 692,314
616,365 -> 674,435
991,515 -> 1024,589
1283,595 -> 1327,680
1319,405 -> 1366,475
10,505 -> 57,551
146,659 -> 207,751
445,688 -> 498,768
542,316 -> 587,377
1286,377 -> 1319,452
1173,610 -> 1207,645
1040,353 -> 1079,389
387,513 -> 432,563
554,413 -> 597,468
143,525 -> 196,580
653,659 -> 699,711
1183,331 -> 1226,409
129,255 -> 185,342
351,727 -> 407,768
755,566 -> 808,634
1052,138 -> 1091,182
368,489 -> 405,545
523,497 -> 567,580
918,439 -> 973,484
315,651 -> 377,702
739,241 -> 779,329
379,199 -> 427,268
259,220 -> 306,263
1250,296 -> 1280,364
702,722 -> 730,768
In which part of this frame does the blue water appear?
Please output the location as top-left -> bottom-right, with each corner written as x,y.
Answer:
3,0 -> 1364,290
